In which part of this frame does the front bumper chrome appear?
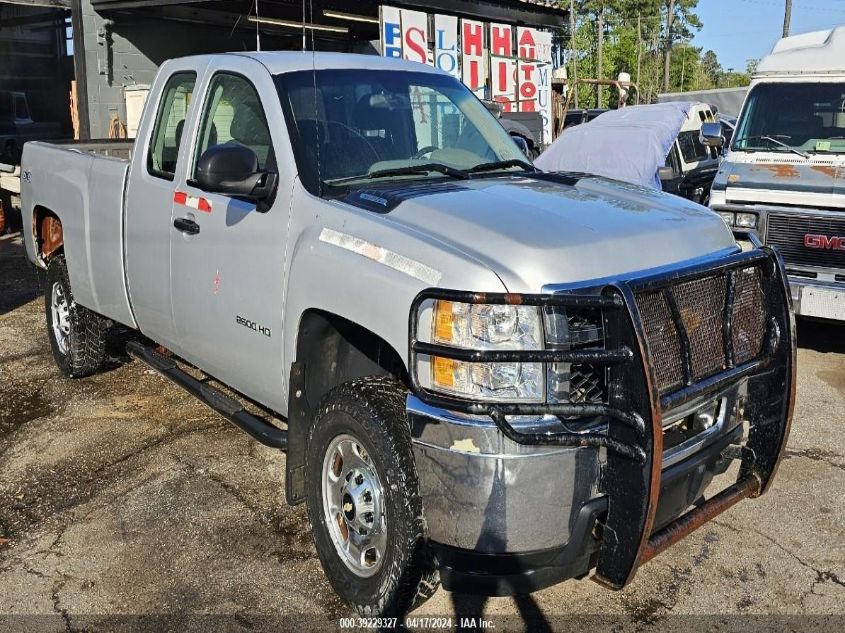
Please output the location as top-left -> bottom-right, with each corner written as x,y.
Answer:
408,395 -> 601,554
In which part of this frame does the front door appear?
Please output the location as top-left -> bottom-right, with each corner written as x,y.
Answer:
168,61 -> 289,410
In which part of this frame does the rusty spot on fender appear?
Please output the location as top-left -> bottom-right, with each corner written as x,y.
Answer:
811,166 -> 838,179
504,293 -> 523,305
754,164 -> 799,179
41,215 -> 63,258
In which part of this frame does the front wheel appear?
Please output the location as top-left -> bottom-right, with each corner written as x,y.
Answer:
45,255 -> 107,378
305,377 -> 439,616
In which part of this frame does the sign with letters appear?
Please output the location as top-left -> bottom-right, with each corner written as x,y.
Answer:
400,9 -> 430,65
434,15 -> 460,78
379,6 -> 555,143
380,6 -> 402,58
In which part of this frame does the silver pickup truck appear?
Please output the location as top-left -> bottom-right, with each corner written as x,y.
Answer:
21,52 -> 795,616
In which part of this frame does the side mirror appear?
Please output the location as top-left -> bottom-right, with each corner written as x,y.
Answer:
700,122 -> 724,148
657,165 -> 678,181
195,143 -> 277,203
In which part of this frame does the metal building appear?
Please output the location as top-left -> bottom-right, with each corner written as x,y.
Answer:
72,0 -> 565,138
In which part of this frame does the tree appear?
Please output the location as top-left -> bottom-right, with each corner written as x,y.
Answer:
560,0 -> 715,107
661,0 -> 702,92
669,43 -> 702,92
701,49 -> 721,87
783,0 -> 792,37
663,0 -> 675,92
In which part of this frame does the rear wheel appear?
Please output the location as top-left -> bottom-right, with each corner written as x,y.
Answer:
45,255 -> 107,377
305,377 -> 439,616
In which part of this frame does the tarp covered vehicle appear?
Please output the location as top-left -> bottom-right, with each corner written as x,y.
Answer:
536,102 -> 720,204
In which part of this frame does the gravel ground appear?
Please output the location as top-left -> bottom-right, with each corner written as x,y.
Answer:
0,231 -> 843,632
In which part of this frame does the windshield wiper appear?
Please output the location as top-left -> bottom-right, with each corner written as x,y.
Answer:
736,134 -> 810,159
368,163 -> 470,180
468,159 -> 536,174
327,163 -> 469,186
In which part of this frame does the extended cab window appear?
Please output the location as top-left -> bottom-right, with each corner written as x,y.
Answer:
193,73 -> 274,176
148,72 -> 196,180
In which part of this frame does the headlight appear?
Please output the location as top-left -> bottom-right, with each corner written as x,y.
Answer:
429,300 -> 544,402
735,212 -> 758,228
717,211 -> 735,226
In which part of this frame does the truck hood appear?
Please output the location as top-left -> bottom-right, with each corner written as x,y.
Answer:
713,154 -> 845,208
358,174 -> 736,292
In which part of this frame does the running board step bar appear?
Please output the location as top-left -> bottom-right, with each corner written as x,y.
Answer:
126,341 -> 288,450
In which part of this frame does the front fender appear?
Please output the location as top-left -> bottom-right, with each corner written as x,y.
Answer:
281,187 -> 506,409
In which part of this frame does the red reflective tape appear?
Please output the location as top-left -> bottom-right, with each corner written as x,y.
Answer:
173,191 -> 212,213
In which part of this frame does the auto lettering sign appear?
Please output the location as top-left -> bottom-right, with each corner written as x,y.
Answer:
380,6 -> 402,58
434,14 -> 460,79
379,5 -> 553,139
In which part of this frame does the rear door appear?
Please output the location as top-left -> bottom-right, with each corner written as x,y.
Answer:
168,56 -> 293,411
125,60 -> 204,348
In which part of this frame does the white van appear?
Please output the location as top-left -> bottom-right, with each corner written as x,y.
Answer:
706,27 -> 845,321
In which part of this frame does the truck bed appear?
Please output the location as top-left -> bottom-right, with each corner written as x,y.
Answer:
21,139 -> 137,329
48,138 -> 134,161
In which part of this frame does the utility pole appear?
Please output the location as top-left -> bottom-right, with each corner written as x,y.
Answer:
663,0 -> 675,93
783,0 -> 792,38
570,0 -> 579,108
597,6 -> 604,108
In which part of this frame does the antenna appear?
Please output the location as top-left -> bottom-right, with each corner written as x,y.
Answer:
255,0 -> 261,51
308,0 -> 322,196
301,0 -> 306,50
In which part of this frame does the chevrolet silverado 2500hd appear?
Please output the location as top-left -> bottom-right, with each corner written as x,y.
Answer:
21,52 -> 795,616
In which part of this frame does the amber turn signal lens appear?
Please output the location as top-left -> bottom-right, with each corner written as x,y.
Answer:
432,356 -> 455,388
434,300 -> 454,343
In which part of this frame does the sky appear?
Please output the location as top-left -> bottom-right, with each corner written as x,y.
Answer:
693,0 -> 845,72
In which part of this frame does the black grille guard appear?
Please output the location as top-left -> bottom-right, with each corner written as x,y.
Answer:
408,241 -> 796,590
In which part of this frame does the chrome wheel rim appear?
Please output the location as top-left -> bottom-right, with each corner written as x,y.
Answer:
50,281 -> 71,355
321,434 -> 386,577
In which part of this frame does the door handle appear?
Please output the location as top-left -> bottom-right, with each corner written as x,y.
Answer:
173,217 -> 200,235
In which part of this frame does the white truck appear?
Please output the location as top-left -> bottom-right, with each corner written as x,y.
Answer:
705,26 -> 845,322
21,52 -> 795,616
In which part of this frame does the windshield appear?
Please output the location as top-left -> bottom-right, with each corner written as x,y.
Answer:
275,69 -> 529,195
733,82 -> 845,154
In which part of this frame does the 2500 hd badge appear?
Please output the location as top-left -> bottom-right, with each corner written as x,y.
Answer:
236,315 -> 271,338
